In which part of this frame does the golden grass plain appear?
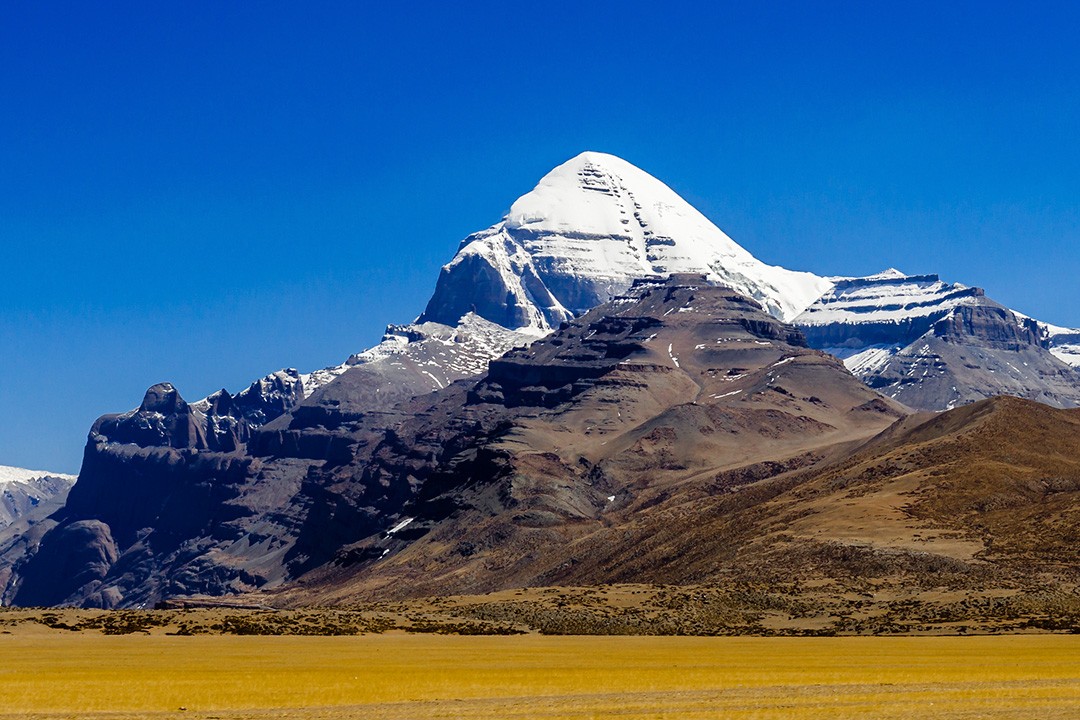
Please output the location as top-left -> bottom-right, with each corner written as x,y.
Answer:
2,633 -> 1079,719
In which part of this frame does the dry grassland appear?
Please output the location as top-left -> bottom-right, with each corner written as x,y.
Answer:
2,634 -> 1079,719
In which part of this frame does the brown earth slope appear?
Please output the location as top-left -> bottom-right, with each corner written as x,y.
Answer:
280,275 -> 909,603
284,391 -> 1080,613
790,395 -> 1080,576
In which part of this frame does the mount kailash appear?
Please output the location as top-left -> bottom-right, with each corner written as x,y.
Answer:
4,151 -> 1080,608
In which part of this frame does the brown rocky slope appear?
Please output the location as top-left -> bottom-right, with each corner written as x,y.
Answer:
275,342 -> 1080,608
277,274 -> 912,603
271,393 -> 1080,634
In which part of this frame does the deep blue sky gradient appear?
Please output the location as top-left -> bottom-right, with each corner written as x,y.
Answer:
3,2 -> 1080,472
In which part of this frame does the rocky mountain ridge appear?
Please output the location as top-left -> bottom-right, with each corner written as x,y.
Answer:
795,270 -> 1080,410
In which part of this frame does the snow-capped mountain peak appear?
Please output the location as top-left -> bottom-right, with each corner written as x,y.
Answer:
798,270 -> 982,327
0,465 -> 76,486
0,465 -> 76,530
299,311 -> 535,402
843,267 -> 908,281
1043,322 -> 1080,368
505,152 -> 754,263
420,151 -> 831,332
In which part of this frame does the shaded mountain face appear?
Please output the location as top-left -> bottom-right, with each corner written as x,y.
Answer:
0,319 -> 531,608
273,275 -> 907,603
795,270 -> 1080,410
277,314 -> 533,432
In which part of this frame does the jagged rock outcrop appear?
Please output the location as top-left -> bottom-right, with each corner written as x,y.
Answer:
87,372 -> 308,458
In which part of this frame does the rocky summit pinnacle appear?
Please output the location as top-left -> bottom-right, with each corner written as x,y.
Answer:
419,151 -> 831,332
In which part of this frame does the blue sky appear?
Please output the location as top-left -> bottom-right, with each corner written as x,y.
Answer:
3,2 -> 1080,472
